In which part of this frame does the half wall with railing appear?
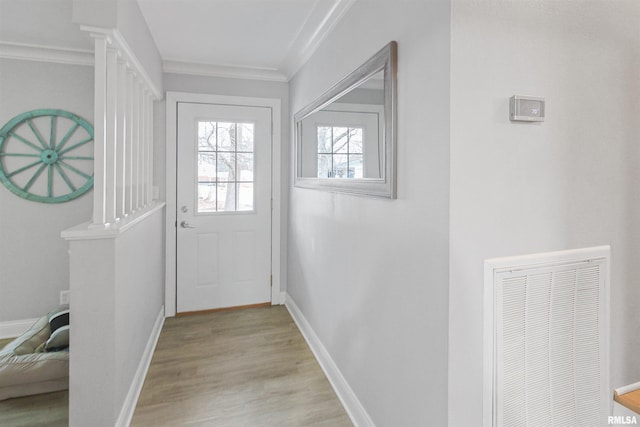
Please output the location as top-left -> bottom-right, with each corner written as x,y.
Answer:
61,22 -> 166,427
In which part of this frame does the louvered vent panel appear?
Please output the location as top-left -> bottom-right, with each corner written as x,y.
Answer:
494,258 -> 607,427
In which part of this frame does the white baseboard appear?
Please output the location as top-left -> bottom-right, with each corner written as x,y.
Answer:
0,318 -> 38,339
116,305 -> 165,427
285,294 -> 374,427
279,291 -> 287,305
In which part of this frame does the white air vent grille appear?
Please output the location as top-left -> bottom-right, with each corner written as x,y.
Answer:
484,247 -> 610,427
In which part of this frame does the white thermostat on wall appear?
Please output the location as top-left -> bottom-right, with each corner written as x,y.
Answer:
510,95 -> 545,122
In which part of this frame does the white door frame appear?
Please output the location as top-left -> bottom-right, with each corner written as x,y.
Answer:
165,91 -> 282,317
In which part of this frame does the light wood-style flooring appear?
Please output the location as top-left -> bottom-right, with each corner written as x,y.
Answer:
131,305 -> 352,426
0,390 -> 68,427
0,306 -> 350,426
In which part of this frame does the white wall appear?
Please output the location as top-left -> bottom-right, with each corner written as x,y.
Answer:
114,208 -> 164,413
72,0 -> 118,29
0,58 -> 93,322
2,0 -> 92,50
449,1 -> 640,426
72,0 -> 164,94
65,205 -> 165,426
288,0 -> 450,425
116,0 -> 163,93
157,73 -> 290,295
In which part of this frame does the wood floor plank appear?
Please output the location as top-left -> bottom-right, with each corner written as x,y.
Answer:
0,390 -> 68,427
131,306 -> 352,427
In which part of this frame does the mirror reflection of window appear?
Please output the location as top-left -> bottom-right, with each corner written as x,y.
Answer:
317,126 -> 364,179
293,41 -> 397,198
299,103 -> 382,179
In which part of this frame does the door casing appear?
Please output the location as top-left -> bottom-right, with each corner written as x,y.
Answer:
165,91 -> 282,317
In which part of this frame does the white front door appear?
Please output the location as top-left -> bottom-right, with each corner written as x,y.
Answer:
176,102 -> 272,313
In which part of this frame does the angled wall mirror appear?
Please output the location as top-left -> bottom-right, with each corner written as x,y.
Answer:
294,41 -> 397,198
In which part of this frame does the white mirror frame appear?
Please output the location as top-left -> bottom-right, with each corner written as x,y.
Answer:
294,41 -> 397,198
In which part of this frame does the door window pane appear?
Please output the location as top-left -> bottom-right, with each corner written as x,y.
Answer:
217,153 -> 236,182
237,153 -> 254,181
198,122 -> 216,150
237,123 -> 254,152
198,183 -> 217,213
197,120 -> 255,213
217,182 -> 236,211
217,122 -> 236,151
198,152 -> 216,182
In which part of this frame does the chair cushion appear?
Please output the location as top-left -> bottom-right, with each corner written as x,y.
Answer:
48,309 -> 69,334
45,308 -> 70,351
0,351 -> 69,400
7,316 -> 50,356
0,312 -> 70,400
45,325 -> 69,352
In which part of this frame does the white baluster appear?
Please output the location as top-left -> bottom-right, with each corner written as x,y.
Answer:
91,35 -> 107,226
137,82 -> 145,209
140,88 -> 147,207
125,70 -> 134,215
105,48 -> 118,224
132,77 -> 140,212
116,60 -> 127,219
147,95 -> 154,203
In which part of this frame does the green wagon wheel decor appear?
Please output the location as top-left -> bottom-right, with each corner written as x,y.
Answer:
0,109 -> 94,203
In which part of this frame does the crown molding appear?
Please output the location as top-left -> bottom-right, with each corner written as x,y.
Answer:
281,0 -> 357,80
0,41 -> 94,66
163,59 -> 288,82
0,0 -> 355,84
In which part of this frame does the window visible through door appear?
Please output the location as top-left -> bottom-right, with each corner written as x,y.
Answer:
316,125 -> 364,179
197,121 -> 255,213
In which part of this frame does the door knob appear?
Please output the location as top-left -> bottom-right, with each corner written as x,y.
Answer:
180,221 -> 196,229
